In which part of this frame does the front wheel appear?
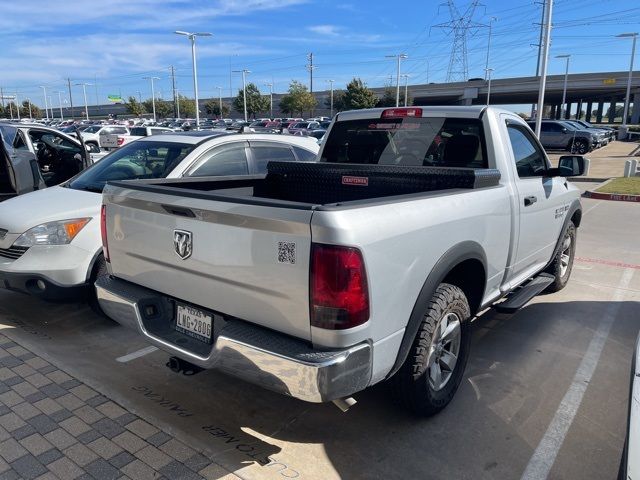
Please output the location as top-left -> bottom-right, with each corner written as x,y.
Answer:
571,139 -> 589,154
391,283 -> 472,416
87,254 -> 109,317
545,222 -> 576,292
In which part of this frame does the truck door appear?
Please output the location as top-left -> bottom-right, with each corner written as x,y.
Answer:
504,119 -> 566,281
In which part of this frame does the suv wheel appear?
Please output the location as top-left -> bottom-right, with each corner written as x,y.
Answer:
391,283 -> 472,416
571,139 -> 589,154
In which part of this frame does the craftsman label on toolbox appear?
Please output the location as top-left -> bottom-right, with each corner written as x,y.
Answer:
176,303 -> 213,343
342,176 -> 369,186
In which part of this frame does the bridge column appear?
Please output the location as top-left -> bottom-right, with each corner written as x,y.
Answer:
585,102 -> 593,122
596,102 -> 604,123
576,100 -> 583,120
550,105 -> 556,119
608,98 -> 616,123
564,103 -> 572,120
631,92 -> 640,124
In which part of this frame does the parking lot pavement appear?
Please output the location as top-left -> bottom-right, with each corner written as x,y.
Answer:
0,334 -> 239,480
0,193 -> 638,480
547,140 -> 639,179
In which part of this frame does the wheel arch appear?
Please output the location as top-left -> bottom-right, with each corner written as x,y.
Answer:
386,241 -> 487,379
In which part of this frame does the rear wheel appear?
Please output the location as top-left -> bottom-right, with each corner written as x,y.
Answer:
87,254 -> 108,317
391,283 -> 472,416
545,222 -> 576,292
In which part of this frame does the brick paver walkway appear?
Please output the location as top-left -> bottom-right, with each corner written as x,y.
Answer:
0,333 -> 235,480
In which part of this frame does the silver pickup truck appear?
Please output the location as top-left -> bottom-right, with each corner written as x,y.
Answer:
96,106 -> 584,415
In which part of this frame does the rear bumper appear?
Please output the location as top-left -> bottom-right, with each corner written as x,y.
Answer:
96,275 -> 372,403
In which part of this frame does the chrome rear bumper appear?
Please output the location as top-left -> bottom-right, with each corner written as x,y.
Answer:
96,276 -> 372,403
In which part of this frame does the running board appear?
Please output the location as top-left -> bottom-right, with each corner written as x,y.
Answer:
494,273 -> 555,313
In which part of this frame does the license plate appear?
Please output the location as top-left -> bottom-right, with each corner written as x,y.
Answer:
175,304 -> 213,343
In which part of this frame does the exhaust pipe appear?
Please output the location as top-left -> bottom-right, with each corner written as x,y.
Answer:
166,356 -> 203,376
332,397 -> 357,413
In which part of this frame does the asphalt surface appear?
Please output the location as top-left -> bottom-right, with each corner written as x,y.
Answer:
0,187 -> 638,480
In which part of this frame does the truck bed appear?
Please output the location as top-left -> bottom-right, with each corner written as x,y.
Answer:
109,161 -> 501,208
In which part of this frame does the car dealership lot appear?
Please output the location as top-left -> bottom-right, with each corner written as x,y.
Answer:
0,187 -> 637,480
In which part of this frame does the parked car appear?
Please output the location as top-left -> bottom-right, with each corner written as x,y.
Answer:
288,121 -> 320,135
97,106 -> 584,415
101,126 -> 174,149
562,120 -> 609,147
621,331 -> 640,480
79,125 -> 129,150
0,123 -> 98,201
572,119 -> 616,141
0,132 -> 319,312
527,120 -> 596,154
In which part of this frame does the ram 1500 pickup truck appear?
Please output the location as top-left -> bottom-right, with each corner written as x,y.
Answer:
96,106 -> 584,415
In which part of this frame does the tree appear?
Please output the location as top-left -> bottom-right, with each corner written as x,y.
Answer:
20,100 -> 41,119
125,96 -> 146,116
376,87 -> 410,108
5,102 -> 19,118
279,81 -> 317,117
204,99 -> 229,118
142,99 -> 173,119
343,78 -> 378,110
176,94 -> 196,117
233,83 -> 270,118
0,104 -> 4,118
324,90 -> 346,112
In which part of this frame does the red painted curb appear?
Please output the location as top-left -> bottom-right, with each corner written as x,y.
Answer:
583,190 -> 640,202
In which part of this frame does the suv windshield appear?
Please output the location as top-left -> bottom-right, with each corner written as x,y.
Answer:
67,140 -> 195,192
321,117 -> 488,168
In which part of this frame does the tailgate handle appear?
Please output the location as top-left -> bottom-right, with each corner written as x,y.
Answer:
162,205 -> 196,218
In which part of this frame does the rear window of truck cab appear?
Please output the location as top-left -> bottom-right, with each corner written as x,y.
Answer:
321,117 -> 488,169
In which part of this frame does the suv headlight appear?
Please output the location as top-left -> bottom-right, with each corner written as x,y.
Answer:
13,219 -> 91,247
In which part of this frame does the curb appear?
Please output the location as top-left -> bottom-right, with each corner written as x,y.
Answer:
583,178 -> 640,202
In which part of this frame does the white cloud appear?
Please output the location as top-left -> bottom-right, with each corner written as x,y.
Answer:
306,25 -> 381,43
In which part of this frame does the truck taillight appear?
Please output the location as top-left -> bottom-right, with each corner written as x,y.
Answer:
381,107 -> 423,118
310,244 -> 369,330
117,137 -> 125,146
100,205 -> 110,263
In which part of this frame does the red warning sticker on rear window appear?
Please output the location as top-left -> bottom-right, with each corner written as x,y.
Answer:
342,176 -> 369,186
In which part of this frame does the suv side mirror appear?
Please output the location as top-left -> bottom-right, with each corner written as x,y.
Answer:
558,155 -> 586,177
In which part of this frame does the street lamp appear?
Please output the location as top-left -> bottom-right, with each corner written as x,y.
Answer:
401,74 -> 410,107
385,53 -> 408,107
216,86 -> 223,119
15,93 -> 20,121
74,83 -> 92,120
555,55 -> 571,119
616,32 -> 638,127
56,91 -> 64,120
143,76 -> 160,122
39,86 -> 49,120
25,99 -> 32,119
327,79 -> 335,118
232,69 -> 250,122
174,31 -> 212,128
264,83 -> 273,119
485,68 -> 494,106
485,17 -> 497,80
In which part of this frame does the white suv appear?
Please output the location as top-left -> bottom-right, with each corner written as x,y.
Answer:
79,125 -> 130,150
0,132 -> 318,313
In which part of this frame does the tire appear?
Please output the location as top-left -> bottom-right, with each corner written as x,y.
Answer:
570,139 -> 589,155
391,283 -> 472,416
545,221 -> 576,293
87,254 -> 108,317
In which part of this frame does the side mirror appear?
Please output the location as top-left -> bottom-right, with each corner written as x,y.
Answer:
558,155 -> 586,177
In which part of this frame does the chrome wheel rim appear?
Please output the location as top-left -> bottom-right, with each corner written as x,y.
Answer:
560,233 -> 572,277
427,312 -> 461,391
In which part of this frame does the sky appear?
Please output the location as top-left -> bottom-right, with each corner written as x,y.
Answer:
0,0 -> 639,110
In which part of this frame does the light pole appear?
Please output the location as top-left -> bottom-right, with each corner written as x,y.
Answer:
174,31 -> 212,129
143,76 -> 160,122
49,96 -> 53,120
39,86 -> 49,120
75,83 -> 92,120
264,83 -> 273,119
233,69 -> 250,122
485,68 -> 494,106
555,55 -> 571,119
485,17 -> 497,80
56,91 -> 64,120
26,99 -> 32,119
15,93 -> 20,120
401,74 -> 409,107
534,0 -> 553,139
216,86 -> 223,119
328,79 -> 335,117
386,53 -> 408,107
616,32 -> 638,127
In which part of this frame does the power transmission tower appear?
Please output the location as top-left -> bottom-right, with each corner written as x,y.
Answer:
435,0 -> 485,82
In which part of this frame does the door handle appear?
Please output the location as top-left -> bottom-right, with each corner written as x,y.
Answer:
524,196 -> 537,207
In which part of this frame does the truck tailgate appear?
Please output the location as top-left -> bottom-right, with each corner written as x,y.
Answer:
103,185 -> 314,340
